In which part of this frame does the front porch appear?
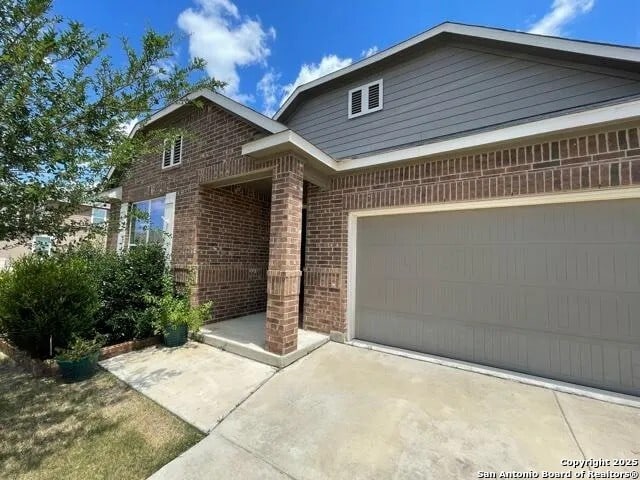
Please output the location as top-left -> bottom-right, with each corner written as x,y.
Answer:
193,150 -> 332,362
199,313 -> 328,368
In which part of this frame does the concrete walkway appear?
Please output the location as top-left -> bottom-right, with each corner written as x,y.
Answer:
150,342 -> 640,480
100,342 -> 275,432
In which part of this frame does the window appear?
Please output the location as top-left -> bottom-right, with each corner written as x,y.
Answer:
348,79 -> 383,119
32,235 -> 53,255
162,136 -> 183,168
129,197 -> 165,247
91,207 -> 108,224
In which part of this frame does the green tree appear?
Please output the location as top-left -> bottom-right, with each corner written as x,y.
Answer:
0,0 -> 222,243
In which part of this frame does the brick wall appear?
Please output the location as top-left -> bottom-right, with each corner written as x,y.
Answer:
114,100 -> 270,321
302,124 -> 640,335
113,98 -> 640,343
119,102 -> 264,255
196,185 -> 271,320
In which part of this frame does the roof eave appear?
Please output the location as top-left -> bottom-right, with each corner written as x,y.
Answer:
106,89 -> 287,181
242,130 -> 338,173
131,88 -> 287,138
256,97 -> 640,175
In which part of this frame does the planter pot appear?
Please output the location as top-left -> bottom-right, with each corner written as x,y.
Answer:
163,324 -> 188,347
56,351 -> 100,381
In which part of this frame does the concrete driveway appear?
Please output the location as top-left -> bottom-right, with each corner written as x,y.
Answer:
150,342 -> 640,479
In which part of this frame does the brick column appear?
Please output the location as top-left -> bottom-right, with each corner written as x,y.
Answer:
265,154 -> 304,355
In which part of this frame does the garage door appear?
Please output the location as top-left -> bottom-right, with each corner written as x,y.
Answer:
355,199 -> 640,395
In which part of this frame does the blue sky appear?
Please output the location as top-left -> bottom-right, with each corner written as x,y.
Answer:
54,0 -> 639,117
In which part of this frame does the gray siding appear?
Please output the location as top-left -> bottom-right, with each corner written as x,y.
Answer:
355,200 -> 640,395
285,44 -> 640,159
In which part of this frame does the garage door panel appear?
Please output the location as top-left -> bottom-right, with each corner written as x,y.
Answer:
355,199 -> 640,395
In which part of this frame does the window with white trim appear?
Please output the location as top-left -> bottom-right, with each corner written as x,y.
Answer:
32,235 -> 53,255
91,207 -> 108,224
129,197 -> 165,247
162,136 -> 183,168
348,79 -> 383,119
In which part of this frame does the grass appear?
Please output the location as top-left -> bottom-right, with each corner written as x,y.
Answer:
0,353 -> 204,480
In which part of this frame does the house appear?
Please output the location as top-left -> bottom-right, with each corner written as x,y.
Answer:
107,23 -> 640,396
0,204 -> 109,269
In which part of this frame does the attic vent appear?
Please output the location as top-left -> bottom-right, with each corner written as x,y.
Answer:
351,89 -> 362,115
162,135 -> 183,169
348,79 -> 383,119
162,142 -> 172,168
368,83 -> 380,109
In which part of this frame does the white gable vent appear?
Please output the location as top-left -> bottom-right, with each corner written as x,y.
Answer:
162,135 -> 183,169
348,79 -> 383,119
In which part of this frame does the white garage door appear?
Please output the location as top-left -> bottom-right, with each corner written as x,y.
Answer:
355,199 -> 640,395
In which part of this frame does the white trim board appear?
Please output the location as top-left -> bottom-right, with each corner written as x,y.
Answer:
242,130 -> 338,172
131,89 -> 286,138
275,21 -> 640,120
99,186 -> 122,201
345,186 -> 640,342
247,98 -> 640,175
337,98 -> 640,171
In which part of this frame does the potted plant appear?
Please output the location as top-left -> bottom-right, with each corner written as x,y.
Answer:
55,335 -> 105,381
146,275 -> 213,347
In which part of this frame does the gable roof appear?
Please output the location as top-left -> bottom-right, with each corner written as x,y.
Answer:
274,22 -> 640,121
130,88 -> 287,136
106,89 -> 286,181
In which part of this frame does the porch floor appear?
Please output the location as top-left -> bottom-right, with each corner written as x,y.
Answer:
198,313 -> 329,368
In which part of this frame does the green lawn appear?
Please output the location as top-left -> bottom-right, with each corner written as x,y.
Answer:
0,353 -> 203,479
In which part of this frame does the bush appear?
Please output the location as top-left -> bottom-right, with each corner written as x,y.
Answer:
145,275 -> 213,335
65,243 -> 167,344
0,255 -> 99,359
55,334 -> 106,361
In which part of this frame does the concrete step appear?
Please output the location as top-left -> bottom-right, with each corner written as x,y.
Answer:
197,327 -> 328,368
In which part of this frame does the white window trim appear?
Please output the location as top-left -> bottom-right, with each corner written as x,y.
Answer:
31,235 -> 53,255
163,192 -> 176,260
348,79 -> 383,119
116,202 -> 129,253
162,136 -> 183,169
90,207 -> 107,224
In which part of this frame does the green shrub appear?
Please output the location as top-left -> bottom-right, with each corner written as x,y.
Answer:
64,243 -> 167,344
144,275 -> 213,335
55,334 -> 106,361
0,255 -> 99,359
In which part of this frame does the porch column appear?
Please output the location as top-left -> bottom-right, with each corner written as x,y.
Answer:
265,154 -> 304,355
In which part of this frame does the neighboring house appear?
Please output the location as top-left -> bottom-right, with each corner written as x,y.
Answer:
107,23 -> 640,396
0,204 -> 109,269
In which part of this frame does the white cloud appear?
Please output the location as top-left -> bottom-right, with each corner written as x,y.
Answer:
257,71 -> 280,117
151,58 -> 176,80
177,0 -> 276,102
280,54 -> 353,106
528,0 -> 595,36
361,46 -> 379,58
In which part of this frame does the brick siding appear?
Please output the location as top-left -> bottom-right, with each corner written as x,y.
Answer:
113,97 -> 640,350
114,101 -> 270,322
303,124 -> 640,334
195,185 -> 270,321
